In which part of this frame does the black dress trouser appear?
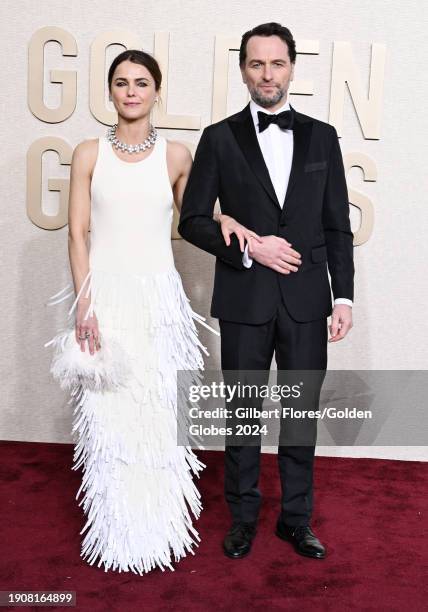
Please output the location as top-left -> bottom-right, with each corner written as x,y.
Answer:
219,299 -> 328,527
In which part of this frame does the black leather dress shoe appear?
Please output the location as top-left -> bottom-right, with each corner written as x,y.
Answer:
276,521 -> 326,559
223,522 -> 257,559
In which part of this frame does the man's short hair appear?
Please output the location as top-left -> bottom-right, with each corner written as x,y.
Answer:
239,22 -> 296,66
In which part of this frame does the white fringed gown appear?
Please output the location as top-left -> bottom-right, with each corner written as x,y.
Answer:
46,135 -> 210,574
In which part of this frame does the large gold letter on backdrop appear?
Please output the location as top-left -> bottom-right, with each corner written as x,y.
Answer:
152,32 -> 200,130
27,137 -> 72,230
329,42 -> 386,139
345,153 -> 376,245
28,27 -> 77,123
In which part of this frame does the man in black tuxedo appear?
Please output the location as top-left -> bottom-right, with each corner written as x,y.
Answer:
178,22 -> 354,560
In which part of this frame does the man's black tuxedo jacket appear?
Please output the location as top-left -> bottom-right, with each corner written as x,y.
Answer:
178,104 -> 354,324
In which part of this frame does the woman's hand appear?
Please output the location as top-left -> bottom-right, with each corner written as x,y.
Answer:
75,299 -> 100,355
217,213 -> 262,253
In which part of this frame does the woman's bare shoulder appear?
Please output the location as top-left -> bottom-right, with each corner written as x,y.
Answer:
72,139 -> 99,171
166,139 -> 192,162
74,138 -> 99,157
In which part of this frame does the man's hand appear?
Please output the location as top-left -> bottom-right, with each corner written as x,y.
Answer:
249,235 -> 302,274
329,304 -> 353,342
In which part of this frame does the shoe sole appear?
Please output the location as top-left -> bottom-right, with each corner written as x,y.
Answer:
275,529 -> 326,559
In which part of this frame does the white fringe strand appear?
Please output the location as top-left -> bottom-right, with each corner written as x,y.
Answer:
46,267 -> 216,574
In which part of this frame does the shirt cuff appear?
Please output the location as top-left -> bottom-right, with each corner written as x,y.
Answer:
334,298 -> 353,307
242,243 -> 253,268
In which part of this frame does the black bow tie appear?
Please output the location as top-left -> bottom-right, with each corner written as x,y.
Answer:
257,109 -> 294,132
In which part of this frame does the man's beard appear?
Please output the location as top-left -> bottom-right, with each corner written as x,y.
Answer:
250,85 -> 286,108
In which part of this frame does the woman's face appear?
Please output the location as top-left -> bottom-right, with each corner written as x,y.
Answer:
110,60 -> 158,120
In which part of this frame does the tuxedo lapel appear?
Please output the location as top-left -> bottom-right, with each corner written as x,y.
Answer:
228,105 -> 281,209
282,110 -> 313,215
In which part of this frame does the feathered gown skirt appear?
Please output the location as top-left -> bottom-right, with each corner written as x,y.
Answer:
47,266 -> 207,574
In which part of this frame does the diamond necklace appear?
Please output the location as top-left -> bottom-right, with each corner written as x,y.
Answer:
106,124 -> 157,154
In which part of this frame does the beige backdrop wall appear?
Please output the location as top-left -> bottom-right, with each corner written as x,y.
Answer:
1,0 -> 427,460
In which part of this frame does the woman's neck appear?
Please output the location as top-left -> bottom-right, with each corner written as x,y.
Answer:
115,118 -> 151,144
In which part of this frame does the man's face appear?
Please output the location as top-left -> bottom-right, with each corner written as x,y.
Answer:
241,35 -> 295,111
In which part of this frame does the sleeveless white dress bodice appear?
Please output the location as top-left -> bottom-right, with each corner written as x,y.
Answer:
90,135 -> 175,275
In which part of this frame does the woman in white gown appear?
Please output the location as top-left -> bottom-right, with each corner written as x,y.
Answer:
46,49 -> 253,575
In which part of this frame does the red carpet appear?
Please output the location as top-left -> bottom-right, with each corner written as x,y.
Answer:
1,441 -> 426,611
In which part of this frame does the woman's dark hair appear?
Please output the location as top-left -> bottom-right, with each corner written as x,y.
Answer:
239,22 -> 296,66
107,49 -> 162,91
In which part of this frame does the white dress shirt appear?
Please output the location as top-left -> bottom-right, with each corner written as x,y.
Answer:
242,98 -> 352,308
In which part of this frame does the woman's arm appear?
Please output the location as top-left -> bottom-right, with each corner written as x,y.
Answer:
68,140 -> 99,354
166,140 -> 193,213
214,213 -> 261,253
167,140 -> 261,253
